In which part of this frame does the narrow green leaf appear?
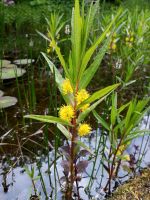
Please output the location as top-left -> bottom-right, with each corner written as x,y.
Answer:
118,102 -> 130,114
24,115 -> 71,126
77,93 -> 110,123
110,93 -> 117,126
79,36 -> 111,89
125,100 -> 134,129
93,110 -> 110,131
124,130 -> 150,143
78,83 -> 120,109
37,30 -> 50,42
47,32 -> 70,78
57,124 -> 72,140
78,8 -> 122,80
81,0 -> 99,57
42,52 -> 71,104
71,0 -> 82,81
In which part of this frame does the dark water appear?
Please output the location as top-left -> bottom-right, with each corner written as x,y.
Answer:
0,60 -> 150,199
0,115 -> 149,200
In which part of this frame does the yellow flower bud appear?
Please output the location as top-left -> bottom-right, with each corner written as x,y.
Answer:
59,105 -> 74,122
78,123 -> 92,137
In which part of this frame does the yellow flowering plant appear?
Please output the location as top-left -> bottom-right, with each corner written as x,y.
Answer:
25,0 -> 122,199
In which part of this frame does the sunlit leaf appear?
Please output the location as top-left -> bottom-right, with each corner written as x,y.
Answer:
57,124 -> 72,140
24,115 -> 71,126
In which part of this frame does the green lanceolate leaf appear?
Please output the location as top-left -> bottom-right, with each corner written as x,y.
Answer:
78,83 -> 120,109
81,0 -> 99,57
125,98 -> 150,129
77,93 -> 110,123
79,36 -> 111,89
37,30 -> 50,42
24,115 -> 71,126
42,53 -> 71,104
118,102 -> 130,114
42,52 -> 64,85
71,0 -> 82,82
47,32 -> 70,79
78,8 -> 123,81
110,93 -> 117,126
57,124 -> 72,140
125,100 -> 135,129
92,110 -> 110,131
130,99 -> 150,126
124,130 -> 150,144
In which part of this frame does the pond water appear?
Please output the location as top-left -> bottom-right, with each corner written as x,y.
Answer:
0,60 -> 150,200
0,115 -> 149,200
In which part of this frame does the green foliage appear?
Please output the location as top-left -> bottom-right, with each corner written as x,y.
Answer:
93,94 -> 150,156
25,0 -> 122,139
93,93 -> 150,190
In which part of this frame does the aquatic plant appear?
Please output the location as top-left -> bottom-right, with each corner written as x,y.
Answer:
24,165 -> 40,199
25,0 -> 123,198
93,93 -> 150,193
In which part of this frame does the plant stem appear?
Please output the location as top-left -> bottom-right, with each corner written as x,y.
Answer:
68,83 -> 79,199
105,130 -> 126,192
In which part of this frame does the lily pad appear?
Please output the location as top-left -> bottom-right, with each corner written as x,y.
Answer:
13,59 -> 35,65
0,60 -> 11,67
0,96 -> 18,109
2,64 -> 17,69
0,90 -> 4,97
0,68 -> 26,80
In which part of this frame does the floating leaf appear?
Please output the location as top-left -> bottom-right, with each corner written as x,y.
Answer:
13,59 -> 35,65
0,60 -> 11,67
0,96 -> 18,109
0,90 -> 4,97
2,64 -> 17,68
0,68 -> 26,80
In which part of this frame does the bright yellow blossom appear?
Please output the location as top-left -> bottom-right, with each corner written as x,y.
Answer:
111,43 -> 117,50
123,154 -> 130,161
76,89 -> 89,104
116,145 -> 125,156
76,89 -> 90,111
47,42 -> 53,54
130,37 -> 134,42
80,103 -> 90,112
62,79 -> 73,95
78,123 -> 92,137
59,105 -> 74,122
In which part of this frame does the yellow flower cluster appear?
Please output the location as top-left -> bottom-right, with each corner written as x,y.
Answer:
59,81 -> 92,137
125,31 -> 134,48
59,105 -> 74,122
123,154 -> 130,161
78,123 -> 92,137
109,33 -> 117,51
47,41 -> 53,54
76,89 -> 90,111
116,145 -> 125,156
116,145 -> 130,161
62,79 -> 73,95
